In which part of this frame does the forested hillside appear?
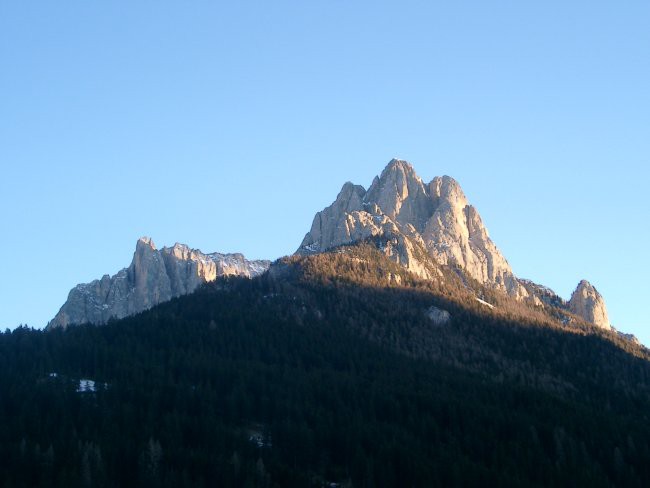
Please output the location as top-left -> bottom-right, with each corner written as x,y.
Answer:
1,244 -> 649,487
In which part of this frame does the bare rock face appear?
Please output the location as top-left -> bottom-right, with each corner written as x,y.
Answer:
568,280 -> 611,330
298,158 -> 619,333
48,237 -> 270,329
299,159 -> 528,298
426,306 -> 451,326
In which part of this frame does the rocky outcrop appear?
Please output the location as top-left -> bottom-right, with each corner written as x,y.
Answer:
426,306 -> 451,326
48,237 -> 270,329
518,279 -> 565,308
299,159 -> 528,298
568,280 -> 611,330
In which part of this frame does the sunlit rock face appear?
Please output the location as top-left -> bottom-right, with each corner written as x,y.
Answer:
299,159 -> 528,298
48,238 -> 270,329
568,280 -> 611,330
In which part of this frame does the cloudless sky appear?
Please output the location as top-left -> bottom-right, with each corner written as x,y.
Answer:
1,1 -> 649,342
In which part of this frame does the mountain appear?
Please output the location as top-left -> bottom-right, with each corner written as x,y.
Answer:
48,159 -> 616,334
299,159 -> 525,296
3,160 -> 647,485
2,245 -> 649,487
48,237 -> 270,329
299,159 -> 613,331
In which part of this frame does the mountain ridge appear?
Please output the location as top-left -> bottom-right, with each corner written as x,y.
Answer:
5,242 -> 648,486
299,159 -> 618,333
49,158 -> 625,338
47,237 -> 270,329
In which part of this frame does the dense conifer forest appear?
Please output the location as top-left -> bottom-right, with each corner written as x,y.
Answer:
1,244 -> 649,487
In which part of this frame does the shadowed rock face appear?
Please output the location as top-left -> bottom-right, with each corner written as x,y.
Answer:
48,238 -> 270,329
568,280 -> 611,330
299,159 -> 528,298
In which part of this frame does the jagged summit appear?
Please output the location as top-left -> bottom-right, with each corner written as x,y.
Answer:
297,158 -> 624,334
48,238 -> 271,329
299,159 -> 526,298
569,279 -> 611,330
48,160 -> 620,335
379,158 -> 418,179
137,236 -> 156,249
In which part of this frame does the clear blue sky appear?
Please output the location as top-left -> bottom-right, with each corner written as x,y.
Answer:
1,2 -> 648,342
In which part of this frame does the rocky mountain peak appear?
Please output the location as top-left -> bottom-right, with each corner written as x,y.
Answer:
137,236 -> 156,251
299,159 -> 527,298
168,242 -> 195,260
380,158 -> 418,180
568,280 -> 611,329
429,175 -> 468,209
337,182 -> 366,211
365,159 -> 429,224
298,158 -> 623,333
48,238 -> 271,329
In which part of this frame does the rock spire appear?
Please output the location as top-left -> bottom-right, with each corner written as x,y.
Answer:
568,280 -> 611,330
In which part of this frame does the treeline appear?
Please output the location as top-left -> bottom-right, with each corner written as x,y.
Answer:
0,245 -> 649,486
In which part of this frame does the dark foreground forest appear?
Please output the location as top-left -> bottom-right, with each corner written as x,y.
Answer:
1,245 -> 649,487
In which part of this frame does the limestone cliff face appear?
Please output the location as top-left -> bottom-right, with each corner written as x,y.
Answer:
299,159 -> 527,298
298,159 -> 622,331
568,280 -> 611,330
48,237 -> 270,329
